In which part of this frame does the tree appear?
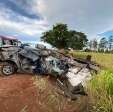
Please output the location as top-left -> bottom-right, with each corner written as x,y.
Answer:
99,37 -> 108,50
92,39 -> 98,50
41,23 -> 88,50
108,36 -> 113,50
67,30 -> 88,50
41,23 -> 68,49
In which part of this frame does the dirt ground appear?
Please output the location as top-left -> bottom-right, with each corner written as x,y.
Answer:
0,74 -> 39,112
0,74 -> 89,112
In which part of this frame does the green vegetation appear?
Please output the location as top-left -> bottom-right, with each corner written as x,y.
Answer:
87,70 -> 113,112
41,23 -> 87,50
72,51 -> 113,112
41,23 -> 113,52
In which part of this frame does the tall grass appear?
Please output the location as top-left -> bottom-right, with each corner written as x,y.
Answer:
33,76 -> 68,112
72,51 -> 113,112
87,70 -> 113,112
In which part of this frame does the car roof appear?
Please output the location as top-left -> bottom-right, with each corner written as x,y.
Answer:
0,35 -> 18,40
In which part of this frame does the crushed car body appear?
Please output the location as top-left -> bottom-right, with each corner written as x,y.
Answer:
0,36 -> 99,99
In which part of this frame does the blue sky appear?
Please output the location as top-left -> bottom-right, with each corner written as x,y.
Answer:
0,0 -> 113,42
98,30 -> 113,38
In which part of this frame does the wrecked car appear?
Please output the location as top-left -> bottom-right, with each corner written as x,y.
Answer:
0,42 -> 50,76
0,37 -> 99,99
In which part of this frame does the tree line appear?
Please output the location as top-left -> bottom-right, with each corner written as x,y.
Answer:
88,36 -> 113,52
41,23 -> 113,52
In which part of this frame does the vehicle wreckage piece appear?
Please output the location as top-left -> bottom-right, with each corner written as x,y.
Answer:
57,67 -> 91,100
45,55 -> 99,100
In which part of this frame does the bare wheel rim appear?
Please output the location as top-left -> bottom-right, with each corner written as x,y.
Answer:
2,65 -> 13,75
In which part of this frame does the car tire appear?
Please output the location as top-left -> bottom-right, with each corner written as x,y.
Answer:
0,62 -> 15,76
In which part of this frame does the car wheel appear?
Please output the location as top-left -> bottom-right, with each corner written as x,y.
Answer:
0,62 -> 15,76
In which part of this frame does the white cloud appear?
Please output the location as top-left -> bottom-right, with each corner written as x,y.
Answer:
0,2 -> 48,36
37,0 -> 47,14
39,0 -> 113,39
0,16 -> 48,36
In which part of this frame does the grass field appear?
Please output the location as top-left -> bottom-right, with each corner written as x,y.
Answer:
71,51 -> 113,70
72,51 -> 113,112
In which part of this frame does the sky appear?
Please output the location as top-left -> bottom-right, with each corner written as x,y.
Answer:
0,0 -> 113,42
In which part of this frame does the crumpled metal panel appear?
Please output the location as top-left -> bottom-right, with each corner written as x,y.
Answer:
66,67 -> 91,87
1,47 -> 20,60
19,47 -> 40,62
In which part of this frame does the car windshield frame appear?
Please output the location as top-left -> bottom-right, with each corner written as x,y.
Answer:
0,36 -> 19,47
